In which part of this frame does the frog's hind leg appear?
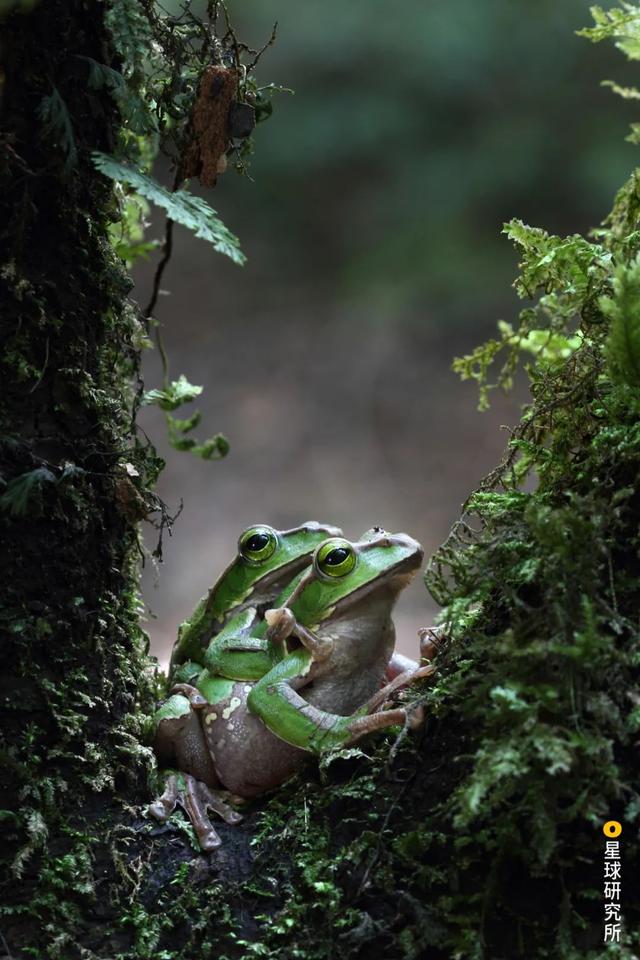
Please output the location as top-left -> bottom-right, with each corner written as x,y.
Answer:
345,664 -> 437,741
153,689 -> 218,784
363,663 -> 436,715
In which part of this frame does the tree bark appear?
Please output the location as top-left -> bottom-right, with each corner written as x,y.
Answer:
0,1 -> 154,953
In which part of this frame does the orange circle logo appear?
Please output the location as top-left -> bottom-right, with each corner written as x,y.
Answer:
603,821 -> 622,838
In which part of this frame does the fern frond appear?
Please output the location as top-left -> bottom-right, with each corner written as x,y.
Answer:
92,153 -> 245,264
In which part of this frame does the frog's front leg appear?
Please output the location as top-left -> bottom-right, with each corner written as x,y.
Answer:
264,606 -> 334,662
204,607 -> 274,680
170,591 -> 217,670
247,650 -> 431,754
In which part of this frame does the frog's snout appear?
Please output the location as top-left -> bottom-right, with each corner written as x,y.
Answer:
392,531 -> 423,554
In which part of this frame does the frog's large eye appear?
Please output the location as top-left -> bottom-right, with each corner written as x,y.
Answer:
239,525 -> 278,564
315,539 -> 357,579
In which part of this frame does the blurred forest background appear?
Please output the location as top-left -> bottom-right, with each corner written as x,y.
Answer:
136,0 -> 636,667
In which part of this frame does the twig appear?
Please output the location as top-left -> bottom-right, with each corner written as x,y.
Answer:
143,165 -> 182,387
245,22 -> 278,73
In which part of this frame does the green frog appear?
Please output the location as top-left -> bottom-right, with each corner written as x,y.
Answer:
149,530 -> 432,850
169,521 -> 342,680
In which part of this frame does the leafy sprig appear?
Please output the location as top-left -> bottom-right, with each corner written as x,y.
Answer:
142,375 -> 229,461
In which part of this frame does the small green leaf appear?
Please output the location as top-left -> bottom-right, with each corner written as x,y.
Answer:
79,56 -> 126,96
166,411 -> 202,434
38,88 -> 77,172
78,57 -> 152,135
578,5 -> 640,60
190,434 -> 230,460
142,375 -> 203,411
602,78 -> 640,99
113,239 -> 159,264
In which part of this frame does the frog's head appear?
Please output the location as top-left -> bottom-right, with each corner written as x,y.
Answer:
212,521 -> 343,618
287,530 -> 424,629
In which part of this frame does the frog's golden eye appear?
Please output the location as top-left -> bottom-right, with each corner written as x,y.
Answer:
239,525 -> 278,564
315,539 -> 357,578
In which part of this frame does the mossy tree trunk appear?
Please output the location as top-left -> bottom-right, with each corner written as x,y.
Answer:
1,1 -> 154,952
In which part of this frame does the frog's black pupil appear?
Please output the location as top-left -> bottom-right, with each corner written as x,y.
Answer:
246,533 -> 270,552
325,547 -> 350,566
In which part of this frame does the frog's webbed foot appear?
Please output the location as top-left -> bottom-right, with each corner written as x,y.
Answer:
182,776 -> 243,851
148,772 -> 243,852
344,664 -> 436,743
418,625 -> 448,662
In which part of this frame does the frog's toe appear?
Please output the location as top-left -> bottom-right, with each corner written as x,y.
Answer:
148,773 -> 242,849
224,809 -> 243,825
182,775 -> 243,849
148,799 -> 171,822
197,826 -> 223,851
170,683 -> 208,710
199,782 -> 244,825
148,773 -> 179,823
